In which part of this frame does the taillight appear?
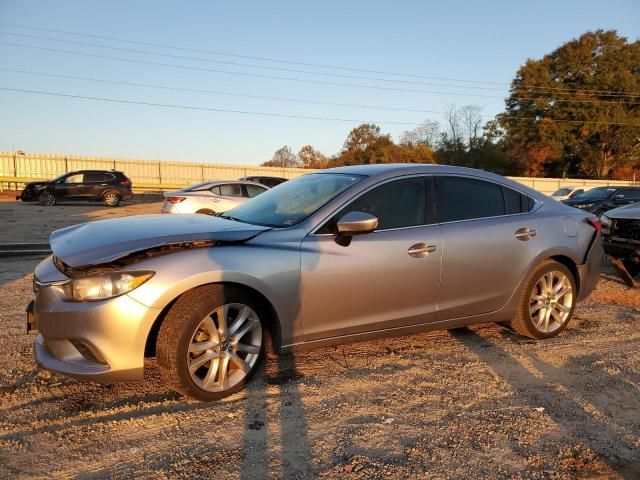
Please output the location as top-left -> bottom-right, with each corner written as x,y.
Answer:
165,196 -> 186,203
586,218 -> 602,233
120,177 -> 131,185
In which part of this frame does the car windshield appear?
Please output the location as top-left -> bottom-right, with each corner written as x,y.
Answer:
552,188 -> 572,196
223,173 -> 363,227
573,187 -> 616,200
50,173 -> 68,182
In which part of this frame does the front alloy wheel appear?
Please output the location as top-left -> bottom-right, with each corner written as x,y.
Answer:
157,285 -> 266,400
187,303 -> 262,392
38,191 -> 56,206
507,260 -> 577,339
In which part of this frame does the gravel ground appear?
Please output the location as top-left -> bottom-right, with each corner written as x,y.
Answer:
0,200 -> 639,479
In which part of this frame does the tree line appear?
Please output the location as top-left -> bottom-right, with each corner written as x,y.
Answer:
263,30 -> 640,179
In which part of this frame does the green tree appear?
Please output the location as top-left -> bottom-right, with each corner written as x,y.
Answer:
499,30 -> 640,178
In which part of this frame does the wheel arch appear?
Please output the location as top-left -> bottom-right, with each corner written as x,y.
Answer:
549,254 -> 580,295
144,281 -> 282,358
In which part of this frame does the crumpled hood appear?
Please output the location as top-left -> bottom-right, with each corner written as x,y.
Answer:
50,214 -> 270,267
603,202 -> 640,220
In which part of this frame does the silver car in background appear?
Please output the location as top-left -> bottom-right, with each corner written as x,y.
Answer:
161,180 -> 268,215
28,164 -> 603,401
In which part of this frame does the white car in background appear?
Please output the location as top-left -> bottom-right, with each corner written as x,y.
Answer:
550,186 -> 585,201
161,180 -> 268,215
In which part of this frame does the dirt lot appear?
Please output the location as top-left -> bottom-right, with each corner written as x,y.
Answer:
0,199 -> 639,479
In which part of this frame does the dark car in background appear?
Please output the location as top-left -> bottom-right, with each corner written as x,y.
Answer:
562,186 -> 640,215
17,170 -> 133,207
239,175 -> 288,188
601,203 -> 640,287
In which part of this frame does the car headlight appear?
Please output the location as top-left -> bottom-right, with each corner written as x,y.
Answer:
600,215 -> 611,234
577,203 -> 594,208
55,271 -> 154,302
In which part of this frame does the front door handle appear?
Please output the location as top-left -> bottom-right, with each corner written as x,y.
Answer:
515,227 -> 537,241
408,243 -> 437,258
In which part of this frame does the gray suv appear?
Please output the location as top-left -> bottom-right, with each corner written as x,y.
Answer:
28,165 -> 603,400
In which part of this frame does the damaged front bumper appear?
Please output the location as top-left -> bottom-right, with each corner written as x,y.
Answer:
29,256 -> 161,382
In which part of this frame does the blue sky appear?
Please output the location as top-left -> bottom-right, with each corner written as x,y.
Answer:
0,0 -> 638,164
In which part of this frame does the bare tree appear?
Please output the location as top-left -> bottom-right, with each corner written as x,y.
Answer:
261,145 -> 301,168
399,120 -> 441,148
444,104 -> 462,145
461,105 -> 483,148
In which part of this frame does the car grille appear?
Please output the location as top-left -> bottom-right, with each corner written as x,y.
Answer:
612,219 -> 640,242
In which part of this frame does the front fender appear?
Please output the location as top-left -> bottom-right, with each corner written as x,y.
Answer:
126,245 -> 302,346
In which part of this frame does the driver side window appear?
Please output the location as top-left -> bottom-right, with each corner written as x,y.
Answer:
319,177 -> 429,233
65,173 -> 85,184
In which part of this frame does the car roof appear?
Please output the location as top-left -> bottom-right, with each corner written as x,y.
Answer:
193,180 -> 267,187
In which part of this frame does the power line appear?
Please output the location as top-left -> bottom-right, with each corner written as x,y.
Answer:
1,22 -> 637,98
1,85 -> 639,127
0,68 -> 448,115
2,41 -> 638,106
0,20 -> 508,86
0,31 -> 513,93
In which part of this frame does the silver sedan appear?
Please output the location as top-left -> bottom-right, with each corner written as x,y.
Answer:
28,164 -> 603,400
161,180 -> 268,215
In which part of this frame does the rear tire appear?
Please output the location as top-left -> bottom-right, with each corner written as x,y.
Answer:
156,285 -> 266,401
38,191 -> 56,206
507,260 -> 577,339
103,191 -> 121,207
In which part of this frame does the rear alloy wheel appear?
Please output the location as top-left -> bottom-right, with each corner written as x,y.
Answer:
508,260 -> 576,339
38,191 -> 56,206
103,191 -> 121,207
156,285 -> 266,401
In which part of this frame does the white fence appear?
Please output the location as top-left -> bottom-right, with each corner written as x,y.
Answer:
0,151 -> 634,195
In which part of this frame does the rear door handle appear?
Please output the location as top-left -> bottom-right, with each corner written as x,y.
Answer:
515,227 -> 537,240
408,243 -> 437,258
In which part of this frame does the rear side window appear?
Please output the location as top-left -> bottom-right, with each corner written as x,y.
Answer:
218,184 -> 243,197
85,172 -> 114,183
436,176 -> 505,222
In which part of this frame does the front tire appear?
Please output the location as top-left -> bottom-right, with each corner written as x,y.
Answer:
508,260 -> 577,339
38,191 -> 56,206
156,285 -> 266,401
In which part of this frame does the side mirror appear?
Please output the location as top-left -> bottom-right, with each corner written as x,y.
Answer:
614,194 -> 625,201
336,211 -> 378,238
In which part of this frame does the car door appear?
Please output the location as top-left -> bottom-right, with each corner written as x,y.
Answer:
435,175 -> 540,320
83,172 -> 113,199
55,172 -> 85,199
212,183 -> 244,210
300,176 -> 442,341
